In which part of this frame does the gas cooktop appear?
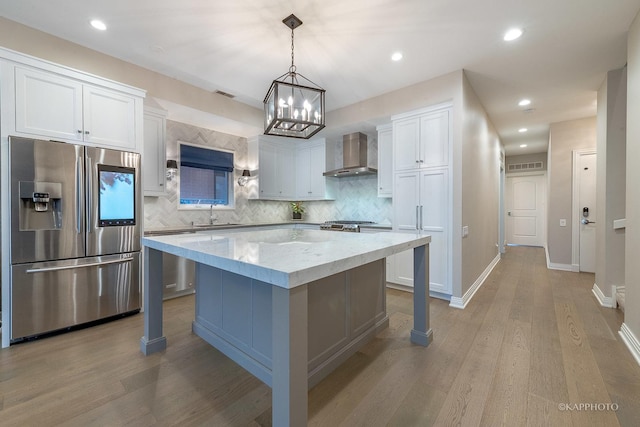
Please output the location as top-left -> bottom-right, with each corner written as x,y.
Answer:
320,220 -> 376,232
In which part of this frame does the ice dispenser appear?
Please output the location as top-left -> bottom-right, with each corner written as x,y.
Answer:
19,181 -> 63,230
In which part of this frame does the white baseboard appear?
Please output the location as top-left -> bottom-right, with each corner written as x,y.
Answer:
449,254 -> 500,309
619,323 -> 640,367
592,283 -> 616,308
544,247 -> 575,271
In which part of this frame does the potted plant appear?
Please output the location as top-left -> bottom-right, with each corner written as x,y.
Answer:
291,201 -> 305,220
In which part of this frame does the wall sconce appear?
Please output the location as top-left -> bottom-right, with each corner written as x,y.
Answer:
166,159 -> 178,181
237,169 -> 251,187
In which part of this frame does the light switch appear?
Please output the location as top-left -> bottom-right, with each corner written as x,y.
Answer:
462,226 -> 469,237
560,219 -> 567,227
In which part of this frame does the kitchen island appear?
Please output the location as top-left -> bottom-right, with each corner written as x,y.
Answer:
141,228 -> 431,426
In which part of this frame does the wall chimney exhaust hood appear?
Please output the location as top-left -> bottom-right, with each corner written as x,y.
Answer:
323,132 -> 377,177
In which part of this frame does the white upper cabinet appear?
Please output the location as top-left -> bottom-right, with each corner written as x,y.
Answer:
296,138 -> 332,200
250,137 -> 294,200
82,84 -> 136,149
376,124 -> 392,197
15,66 -> 83,141
249,135 -> 333,201
393,108 -> 449,171
143,106 -> 167,196
12,63 -> 143,152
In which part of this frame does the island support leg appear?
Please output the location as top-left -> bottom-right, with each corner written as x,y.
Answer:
272,285 -> 309,426
411,243 -> 433,346
140,247 -> 167,355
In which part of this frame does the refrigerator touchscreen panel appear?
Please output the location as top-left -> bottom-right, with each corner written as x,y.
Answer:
98,164 -> 136,226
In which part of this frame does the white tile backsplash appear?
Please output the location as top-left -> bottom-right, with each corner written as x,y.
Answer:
144,121 -> 392,228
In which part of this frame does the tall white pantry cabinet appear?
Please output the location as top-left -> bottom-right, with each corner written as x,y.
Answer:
388,105 -> 453,298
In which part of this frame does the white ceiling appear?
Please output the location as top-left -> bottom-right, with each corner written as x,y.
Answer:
1,0 -> 638,155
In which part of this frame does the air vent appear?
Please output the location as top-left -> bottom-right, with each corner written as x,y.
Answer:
508,162 -> 543,172
215,90 -> 235,99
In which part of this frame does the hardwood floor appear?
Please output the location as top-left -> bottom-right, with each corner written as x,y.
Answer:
0,246 -> 638,426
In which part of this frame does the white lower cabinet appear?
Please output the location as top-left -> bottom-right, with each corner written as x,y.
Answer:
359,227 -> 395,284
390,168 -> 451,296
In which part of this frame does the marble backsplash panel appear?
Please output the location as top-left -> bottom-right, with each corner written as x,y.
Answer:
143,120 -> 392,229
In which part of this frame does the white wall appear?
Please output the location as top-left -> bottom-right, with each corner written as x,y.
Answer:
623,10 -> 640,360
547,117 -> 597,268
595,68 -> 627,302
460,72 -> 502,296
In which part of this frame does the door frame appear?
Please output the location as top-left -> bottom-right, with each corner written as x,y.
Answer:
505,170 -> 547,247
571,149 -> 596,272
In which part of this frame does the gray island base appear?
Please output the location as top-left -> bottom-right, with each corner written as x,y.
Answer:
140,228 -> 432,426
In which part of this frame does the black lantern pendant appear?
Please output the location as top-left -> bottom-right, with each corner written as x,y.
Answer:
263,14 -> 326,139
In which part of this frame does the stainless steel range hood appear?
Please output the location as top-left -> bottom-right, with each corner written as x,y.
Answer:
323,132 -> 377,177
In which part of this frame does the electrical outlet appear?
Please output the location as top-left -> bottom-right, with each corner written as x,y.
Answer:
560,219 -> 567,227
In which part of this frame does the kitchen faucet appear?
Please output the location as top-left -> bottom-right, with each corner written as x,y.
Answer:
210,204 -> 217,224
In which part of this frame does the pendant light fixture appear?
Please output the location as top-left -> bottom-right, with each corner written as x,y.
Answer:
263,14 -> 326,139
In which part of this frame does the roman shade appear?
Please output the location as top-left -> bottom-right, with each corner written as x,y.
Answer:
180,144 -> 234,172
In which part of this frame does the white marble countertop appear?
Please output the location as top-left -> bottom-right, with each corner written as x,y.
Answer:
142,228 -> 430,289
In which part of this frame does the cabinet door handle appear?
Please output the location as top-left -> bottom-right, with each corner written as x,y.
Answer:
420,205 -> 423,229
416,206 -> 419,230
84,130 -> 90,135
77,129 -> 82,134
419,159 -> 424,163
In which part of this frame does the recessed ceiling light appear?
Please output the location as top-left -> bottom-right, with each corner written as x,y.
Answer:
90,19 -> 107,30
518,128 -> 528,133
90,19 -> 107,31
520,144 -> 528,148
504,28 -> 523,41
391,52 -> 403,62
518,99 -> 531,106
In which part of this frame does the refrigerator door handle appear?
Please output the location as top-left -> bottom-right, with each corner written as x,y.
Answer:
25,257 -> 133,274
86,156 -> 93,232
76,156 -> 83,233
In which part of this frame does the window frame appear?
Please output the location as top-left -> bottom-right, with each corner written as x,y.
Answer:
176,141 -> 236,211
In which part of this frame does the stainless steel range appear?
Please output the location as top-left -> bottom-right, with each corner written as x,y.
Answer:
320,220 -> 376,232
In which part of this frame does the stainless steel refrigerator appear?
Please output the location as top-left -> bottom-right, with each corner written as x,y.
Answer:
9,136 -> 141,342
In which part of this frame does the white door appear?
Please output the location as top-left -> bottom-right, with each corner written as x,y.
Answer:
578,153 -> 597,272
506,174 -> 546,246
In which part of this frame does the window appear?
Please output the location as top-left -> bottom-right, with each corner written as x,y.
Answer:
178,142 -> 234,209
